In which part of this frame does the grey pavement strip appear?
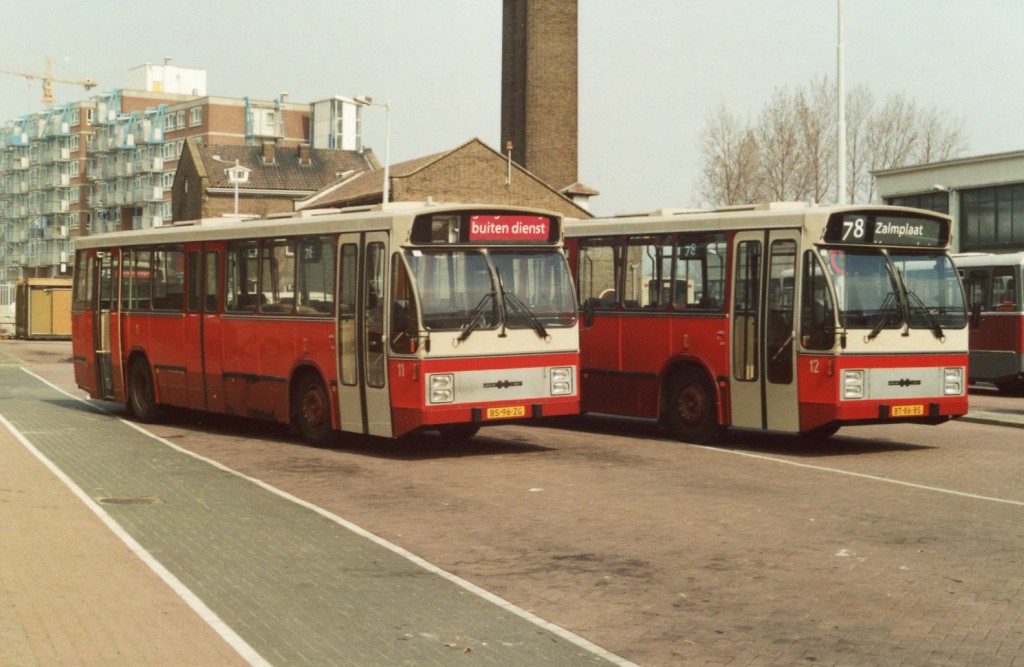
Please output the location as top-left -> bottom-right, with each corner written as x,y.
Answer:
2,366 -> 632,667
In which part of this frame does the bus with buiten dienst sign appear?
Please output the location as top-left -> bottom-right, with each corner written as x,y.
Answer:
70,203 -> 579,444
564,202 -> 969,443
954,251 -> 1024,392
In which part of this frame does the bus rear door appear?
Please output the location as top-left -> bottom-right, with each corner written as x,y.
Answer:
730,230 -> 801,433
183,243 -> 225,413
336,232 -> 393,437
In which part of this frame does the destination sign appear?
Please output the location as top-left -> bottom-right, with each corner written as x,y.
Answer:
468,215 -> 551,241
824,211 -> 948,248
411,211 -> 558,245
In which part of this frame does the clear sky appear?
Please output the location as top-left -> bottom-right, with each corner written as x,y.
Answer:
2,1 -> 1021,216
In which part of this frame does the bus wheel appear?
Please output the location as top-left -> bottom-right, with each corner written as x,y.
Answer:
295,375 -> 334,446
436,423 -> 481,441
127,359 -> 164,423
665,370 -> 719,444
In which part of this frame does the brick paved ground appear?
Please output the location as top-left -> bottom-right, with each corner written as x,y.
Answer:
6,340 -> 1024,666
0,350 -> 629,666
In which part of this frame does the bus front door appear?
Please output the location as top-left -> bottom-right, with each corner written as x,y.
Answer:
336,232 -> 393,437
92,250 -> 122,402
729,230 -> 801,433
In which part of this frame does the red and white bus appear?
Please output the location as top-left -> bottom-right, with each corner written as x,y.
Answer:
71,204 -> 579,444
565,202 -> 968,442
954,251 -> 1024,392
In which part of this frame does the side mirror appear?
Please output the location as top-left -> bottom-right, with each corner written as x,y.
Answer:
970,301 -> 982,329
582,298 -> 595,327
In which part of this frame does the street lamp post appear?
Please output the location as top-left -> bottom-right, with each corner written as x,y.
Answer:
211,154 -> 251,216
354,95 -> 391,204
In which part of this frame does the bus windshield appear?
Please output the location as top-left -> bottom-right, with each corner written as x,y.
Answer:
405,248 -> 576,332
822,248 -> 966,333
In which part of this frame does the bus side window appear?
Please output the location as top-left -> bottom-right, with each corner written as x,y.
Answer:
800,250 -> 835,351
225,241 -> 259,313
390,253 -> 420,354
578,240 -> 619,311
965,269 -> 989,313
623,236 -> 671,310
992,267 -> 1017,311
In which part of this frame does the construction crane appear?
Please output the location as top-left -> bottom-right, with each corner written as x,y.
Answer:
0,57 -> 97,105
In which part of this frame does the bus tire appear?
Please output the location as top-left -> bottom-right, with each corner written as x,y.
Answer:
665,369 -> 720,444
127,358 -> 164,423
294,374 -> 334,446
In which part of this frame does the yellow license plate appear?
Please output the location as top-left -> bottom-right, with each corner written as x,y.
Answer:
486,405 -> 527,420
891,404 -> 924,417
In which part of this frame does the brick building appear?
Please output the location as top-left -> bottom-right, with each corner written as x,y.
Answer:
0,63 -> 365,280
172,138 -> 377,221
297,138 -> 592,219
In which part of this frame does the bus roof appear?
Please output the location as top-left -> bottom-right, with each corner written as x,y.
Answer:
73,202 -> 562,250
952,251 -> 1024,268
564,202 -> 953,247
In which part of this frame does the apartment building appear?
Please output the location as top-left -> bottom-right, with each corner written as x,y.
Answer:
0,64 -> 365,281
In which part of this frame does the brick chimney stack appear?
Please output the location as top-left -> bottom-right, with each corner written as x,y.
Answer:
501,0 -> 578,191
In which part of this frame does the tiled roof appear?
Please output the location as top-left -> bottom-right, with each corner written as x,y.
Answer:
197,143 -> 375,192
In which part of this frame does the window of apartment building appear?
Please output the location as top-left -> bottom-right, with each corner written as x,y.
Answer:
86,108 -> 94,125
959,184 -> 1024,251
176,110 -> 186,130
70,135 -> 80,153
164,114 -> 176,132
71,161 -> 80,178
162,172 -> 174,191
189,107 -> 202,127
162,142 -> 177,160
71,109 -> 80,127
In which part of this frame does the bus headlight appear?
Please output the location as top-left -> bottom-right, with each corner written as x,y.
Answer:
550,366 -> 574,396
429,373 -> 454,404
944,367 -> 964,396
842,369 -> 865,399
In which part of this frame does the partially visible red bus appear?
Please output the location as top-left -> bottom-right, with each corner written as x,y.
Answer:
71,204 -> 579,444
565,202 -> 968,442
955,251 -> 1024,392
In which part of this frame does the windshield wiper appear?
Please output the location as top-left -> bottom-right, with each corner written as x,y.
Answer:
503,290 -> 549,339
496,268 -> 548,340
457,290 -> 496,342
906,290 -> 945,340
866,292 -> 903,341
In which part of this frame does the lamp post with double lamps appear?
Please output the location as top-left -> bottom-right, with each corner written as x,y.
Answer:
211,154 -> 251,216
354,95 -> 391,204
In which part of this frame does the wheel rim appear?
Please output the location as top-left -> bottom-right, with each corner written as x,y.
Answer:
302,386 -> 327,431
676,384 -> 705,426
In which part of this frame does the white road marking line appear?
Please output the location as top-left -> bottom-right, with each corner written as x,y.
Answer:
20,367 -> 637,667
693,442 -> 1024,507
0,410 -> 272,667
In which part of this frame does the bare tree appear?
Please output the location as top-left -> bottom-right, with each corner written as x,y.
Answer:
796,76 -> 836,204
694,104 -> 762,206
693,78 -> 969,207
844,84 -> 875,203
758,87 -> 805,201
